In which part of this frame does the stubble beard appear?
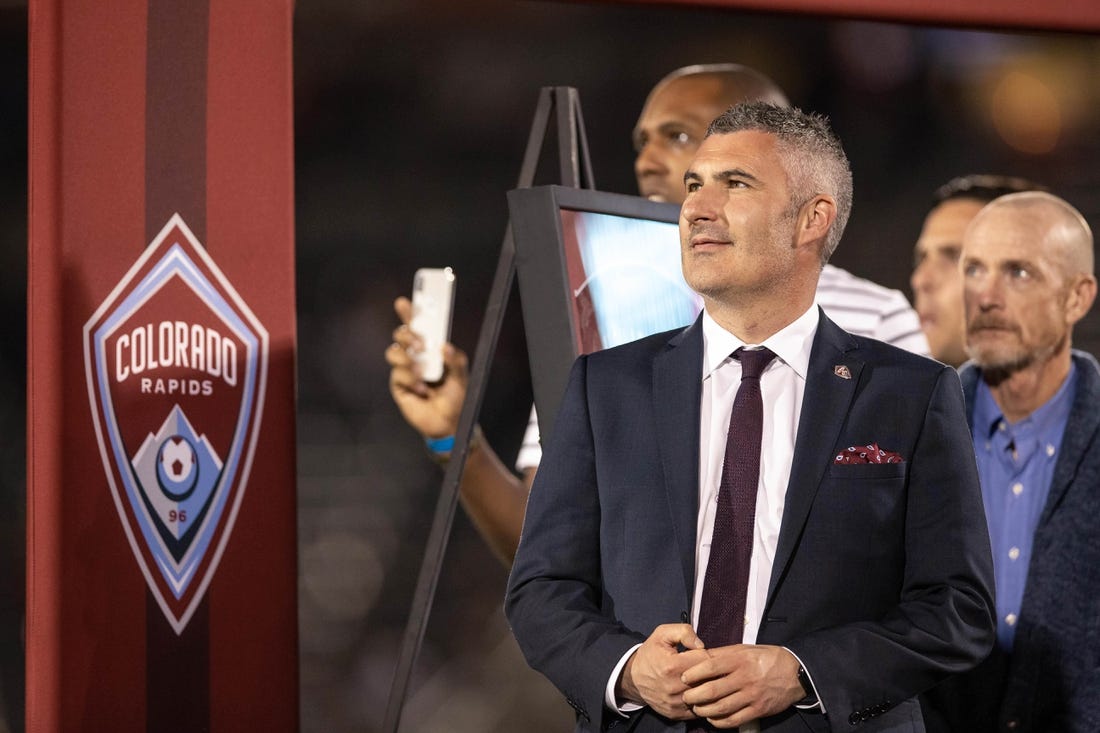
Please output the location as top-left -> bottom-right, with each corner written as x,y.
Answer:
684,226 -> 798,306
968,329 -> 1067,386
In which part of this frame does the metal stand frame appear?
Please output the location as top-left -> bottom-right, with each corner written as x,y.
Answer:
383,86 -> 595,732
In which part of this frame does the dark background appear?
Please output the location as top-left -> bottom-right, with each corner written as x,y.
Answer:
2,1 -> 1100,731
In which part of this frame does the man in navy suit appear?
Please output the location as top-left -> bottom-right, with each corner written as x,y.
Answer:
922,191 -> 1100,733
505,103 -> 995,732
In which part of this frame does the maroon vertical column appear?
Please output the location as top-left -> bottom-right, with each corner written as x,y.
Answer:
27,1 -> 299,731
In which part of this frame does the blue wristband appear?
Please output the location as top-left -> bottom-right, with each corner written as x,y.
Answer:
425,435 -> 456,455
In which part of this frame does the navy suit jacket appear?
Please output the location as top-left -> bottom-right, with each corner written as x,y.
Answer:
506,312 -> 995,733
923,351 -> 1100,733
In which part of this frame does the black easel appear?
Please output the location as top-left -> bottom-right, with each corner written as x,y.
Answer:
382,86 -> 595,732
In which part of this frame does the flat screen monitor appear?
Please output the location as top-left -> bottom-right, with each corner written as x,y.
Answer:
507,185 -> 697,441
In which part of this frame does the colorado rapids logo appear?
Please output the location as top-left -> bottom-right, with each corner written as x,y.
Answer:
84,214 -> 268,634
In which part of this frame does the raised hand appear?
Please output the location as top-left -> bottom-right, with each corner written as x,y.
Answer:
385,296 -> 468,440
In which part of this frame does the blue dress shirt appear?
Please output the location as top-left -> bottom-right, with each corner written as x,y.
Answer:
971,364 -> 1077,650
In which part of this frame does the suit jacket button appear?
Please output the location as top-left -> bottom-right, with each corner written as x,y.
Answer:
681,611 -> 690,623
1006,721 -> 1019,730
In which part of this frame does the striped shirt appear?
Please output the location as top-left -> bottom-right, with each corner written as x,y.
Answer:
814,264 -> 929,355
515,264 -> 929,471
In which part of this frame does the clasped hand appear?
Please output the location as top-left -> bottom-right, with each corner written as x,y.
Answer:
617,624 -> 805,728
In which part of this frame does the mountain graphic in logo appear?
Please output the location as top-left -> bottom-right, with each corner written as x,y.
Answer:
130,405 -> 224,594
84,214 -> 268,634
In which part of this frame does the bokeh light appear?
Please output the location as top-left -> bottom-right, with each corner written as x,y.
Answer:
991,70 -> 1062,154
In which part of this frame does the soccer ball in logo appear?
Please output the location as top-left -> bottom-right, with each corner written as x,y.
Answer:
156,435 -> 199,501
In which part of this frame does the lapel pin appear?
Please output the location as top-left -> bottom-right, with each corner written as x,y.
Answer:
833,365 -> 851,380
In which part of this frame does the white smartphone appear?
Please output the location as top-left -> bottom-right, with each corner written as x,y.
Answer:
409,267 -> 456,383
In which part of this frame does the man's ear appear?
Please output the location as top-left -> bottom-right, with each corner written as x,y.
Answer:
1065,274 -> 1098,326
797,195 -> 837,250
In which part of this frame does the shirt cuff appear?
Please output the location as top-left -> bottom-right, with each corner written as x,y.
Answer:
604,643 -> 645,716
783,647 -> 826,713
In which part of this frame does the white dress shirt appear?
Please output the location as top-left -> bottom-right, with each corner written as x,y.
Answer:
693,305 -> 817,639
606,304 -> 824,727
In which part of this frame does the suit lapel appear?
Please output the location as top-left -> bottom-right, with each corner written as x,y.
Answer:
765,314 -> 862,609
653,318 -> 704,608
1041,352 -> 1100,526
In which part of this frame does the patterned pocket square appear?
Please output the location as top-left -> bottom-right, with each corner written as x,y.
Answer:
834,443 -> 904,464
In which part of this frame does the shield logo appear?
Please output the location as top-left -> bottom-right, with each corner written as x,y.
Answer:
84,214 -> 268,634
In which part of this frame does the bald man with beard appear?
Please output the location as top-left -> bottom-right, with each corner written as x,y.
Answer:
923,192 -> 1100,733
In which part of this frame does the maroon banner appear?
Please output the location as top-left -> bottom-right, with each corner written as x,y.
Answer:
27,2 -> 298,731
602,0 -> 1100,32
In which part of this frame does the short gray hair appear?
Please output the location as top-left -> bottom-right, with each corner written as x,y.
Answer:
706,102 -> 853,264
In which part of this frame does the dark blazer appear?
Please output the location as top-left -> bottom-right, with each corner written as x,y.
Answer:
506,312 -> 995,733
923,351 -> 1100,733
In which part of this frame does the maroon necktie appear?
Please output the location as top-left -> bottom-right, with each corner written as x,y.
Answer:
689,347 -> 775,732
696,346 -> 776,649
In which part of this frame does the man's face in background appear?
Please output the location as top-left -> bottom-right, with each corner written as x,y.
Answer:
911,197 -> 985,366
633,75 -> 731,205
962,205 -> 1075,375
